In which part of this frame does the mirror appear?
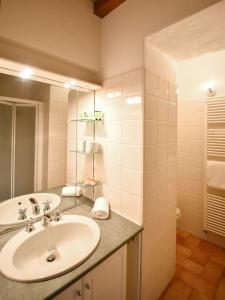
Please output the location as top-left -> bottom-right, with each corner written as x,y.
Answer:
0,64 -> 99,234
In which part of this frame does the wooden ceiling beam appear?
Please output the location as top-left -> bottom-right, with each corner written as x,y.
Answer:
94,0 -> 126,18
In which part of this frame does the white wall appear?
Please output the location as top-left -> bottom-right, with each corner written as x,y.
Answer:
176,49 -> 225,247
0,0 -> 100,73
47,86 -> 68,188
143,43 -> 177,300
95,69 -> 144,224
101,0 -> 221,79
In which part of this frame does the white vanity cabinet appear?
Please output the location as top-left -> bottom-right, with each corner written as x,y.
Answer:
54,245 -> 127,300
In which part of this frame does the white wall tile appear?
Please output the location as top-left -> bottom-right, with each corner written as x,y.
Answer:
123,69 -> 143,96
145,94 -> 158,120
122,192 -> 142,224
158,100 -> 168,121
123,145 -> 142,171
123,95 -> 143,120
123,120 -> 143,145
144,120 -> 158,145
122,168 -> 142,197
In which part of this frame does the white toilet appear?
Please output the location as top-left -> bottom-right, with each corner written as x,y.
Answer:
176,207 -> 181,224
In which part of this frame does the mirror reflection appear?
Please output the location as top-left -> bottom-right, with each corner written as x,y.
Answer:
0,66 -> 98,231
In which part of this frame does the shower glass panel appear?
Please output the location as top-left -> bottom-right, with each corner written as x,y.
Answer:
14,105 -> 36,197
0,102 -> 36,201
0,102 -> 12,202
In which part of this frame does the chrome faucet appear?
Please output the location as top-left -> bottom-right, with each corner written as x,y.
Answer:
42,199 -> 51,212
29,198 -> 40,215
18,208 -> 27,220
25,218 -> 35,232
42,208 -> 53,226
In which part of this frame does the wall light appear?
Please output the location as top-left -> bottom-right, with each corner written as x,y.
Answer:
126,96 -> 142,105
19,68 -> 33,79
202,80 -> 217,97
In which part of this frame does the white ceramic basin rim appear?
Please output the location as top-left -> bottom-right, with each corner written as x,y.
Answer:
0,215 -> 100,282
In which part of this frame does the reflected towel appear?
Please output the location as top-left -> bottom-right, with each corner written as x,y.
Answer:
62,186 -> 82,197
91,197 -> 109,220
207,160 -> 225,190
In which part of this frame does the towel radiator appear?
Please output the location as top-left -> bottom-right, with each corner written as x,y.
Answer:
204,97 -> 225,236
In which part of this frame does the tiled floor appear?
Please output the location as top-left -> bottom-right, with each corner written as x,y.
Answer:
160,229 -> 225,300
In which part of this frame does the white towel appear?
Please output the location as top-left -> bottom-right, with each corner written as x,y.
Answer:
207,160 -> 225,190
91,197 -> 109,220
62,186 -> 82,197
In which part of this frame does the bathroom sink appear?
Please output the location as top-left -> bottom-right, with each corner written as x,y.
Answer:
0,215 -> 100,282
0,193 -> 61,226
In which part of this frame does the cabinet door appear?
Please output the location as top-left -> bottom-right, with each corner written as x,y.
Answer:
86,246 -> 127,300
53,279 -> 82,300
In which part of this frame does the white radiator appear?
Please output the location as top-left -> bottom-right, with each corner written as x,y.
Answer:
204,97 -> 225,236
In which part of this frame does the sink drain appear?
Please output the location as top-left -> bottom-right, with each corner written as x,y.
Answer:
46,254 -> 56,262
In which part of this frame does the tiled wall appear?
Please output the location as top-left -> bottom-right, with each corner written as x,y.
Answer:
142,68 -> 177,300
47,86 -> 68,188
94,68 -> 144,224
142,42 -> 177,300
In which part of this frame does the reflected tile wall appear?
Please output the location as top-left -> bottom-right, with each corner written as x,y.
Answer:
47,86 -> 68,188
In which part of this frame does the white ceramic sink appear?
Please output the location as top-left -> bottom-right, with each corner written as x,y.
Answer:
0,215 -> 100,282
0,193 -> 61,226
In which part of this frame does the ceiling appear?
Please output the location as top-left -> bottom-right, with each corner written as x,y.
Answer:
147,0 -> 225,61
93,0 -> 126,18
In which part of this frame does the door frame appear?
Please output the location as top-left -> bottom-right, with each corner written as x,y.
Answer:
0,96 -> 44,193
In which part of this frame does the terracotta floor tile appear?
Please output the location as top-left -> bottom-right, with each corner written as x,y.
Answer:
177,235 -> 186,245
177,244 -> 192,258
175,264 -> 183,278
188,290 -> 211,300
210,251 -> 225,267
178,269 -> 216,299
201,260 -> 224,286
215,277 -> 225,300
177,228 -> 190,239
201,241 -> 225,255
177,253 -> 204,275
191,244 -> 212,266
183,235 -> 201,251
161,279 -> 191,300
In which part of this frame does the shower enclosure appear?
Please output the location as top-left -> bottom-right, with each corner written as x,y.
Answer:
0,101 -> 36,201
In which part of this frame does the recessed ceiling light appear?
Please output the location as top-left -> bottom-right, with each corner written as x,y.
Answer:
70,80 -> 77,86
19,67 -> 33,79
115,92 -> 121,97
63,83 -> 70,89
107,93 -> 114,99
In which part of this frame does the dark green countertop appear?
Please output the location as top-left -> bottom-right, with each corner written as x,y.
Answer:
0,187 -> 142,300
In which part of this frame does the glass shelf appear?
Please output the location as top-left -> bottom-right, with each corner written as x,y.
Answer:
77,179 -> 101,188
70,150 -> 101,155
70,118 -> 103,122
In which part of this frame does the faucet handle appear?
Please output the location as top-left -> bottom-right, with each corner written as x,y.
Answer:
54,209 -> 62,222
18,208 -> 27,220
43,200 -> 51,211
25,218 -> 35,233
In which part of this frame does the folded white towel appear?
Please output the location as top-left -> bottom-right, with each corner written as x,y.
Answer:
62,186 -> 82,197
207,160 -> 225,190
91,197 -> 109,220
